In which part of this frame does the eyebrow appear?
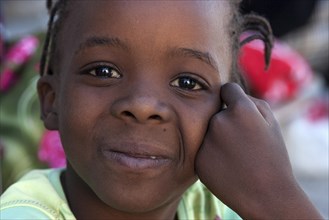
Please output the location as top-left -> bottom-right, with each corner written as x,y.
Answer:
75,36 -> 129,54
75,36 -> 218,72
169,47 -> 219,72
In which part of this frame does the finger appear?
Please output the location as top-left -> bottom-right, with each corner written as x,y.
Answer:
220,83 -> 253,108
249,96 -> 278,126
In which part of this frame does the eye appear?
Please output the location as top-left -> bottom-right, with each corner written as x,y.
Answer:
170,76 -> 204,91
88,66 -> 121,79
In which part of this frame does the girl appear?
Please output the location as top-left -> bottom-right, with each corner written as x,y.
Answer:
1,1 -> 322,219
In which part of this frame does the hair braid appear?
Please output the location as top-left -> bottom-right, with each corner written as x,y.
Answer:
40,0 -> 67,76
240,14 -> 274,70
228,1 -> 273,92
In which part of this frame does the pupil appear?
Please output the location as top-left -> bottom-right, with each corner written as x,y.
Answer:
97,67 -> 110,76
179,77 -> 195,89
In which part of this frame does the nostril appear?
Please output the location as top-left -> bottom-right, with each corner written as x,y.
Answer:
149,115 -> 162,120
120,111 -> 162,121
122,111 -> 135,118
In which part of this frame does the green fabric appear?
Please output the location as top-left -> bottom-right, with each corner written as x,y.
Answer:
177,181 -> 241,220
1,169 -> 241,220
1,169 -> 74,220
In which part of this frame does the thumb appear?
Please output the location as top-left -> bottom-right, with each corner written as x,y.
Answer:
220,83 -> 249,108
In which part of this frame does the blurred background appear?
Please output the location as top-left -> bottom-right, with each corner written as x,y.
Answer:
0,0 -> 328,218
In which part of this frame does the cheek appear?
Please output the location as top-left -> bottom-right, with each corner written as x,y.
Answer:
57,86 -> 107,161
179,96 -> 220,166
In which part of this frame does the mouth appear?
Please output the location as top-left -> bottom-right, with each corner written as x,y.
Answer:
100,144 -> 173,171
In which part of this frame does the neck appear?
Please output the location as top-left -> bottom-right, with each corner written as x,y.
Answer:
61,164 -> 180,220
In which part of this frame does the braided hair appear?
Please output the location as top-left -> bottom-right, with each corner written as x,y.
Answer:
40,0 -> 68,76
229,0 -> 273,90
40,0 -> 273,91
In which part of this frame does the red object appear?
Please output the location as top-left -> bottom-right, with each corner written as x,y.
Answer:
239,39 -> 313,105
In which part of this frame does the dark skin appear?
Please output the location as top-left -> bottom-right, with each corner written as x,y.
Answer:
37,1 -> 322,219
196,83 -> 323,219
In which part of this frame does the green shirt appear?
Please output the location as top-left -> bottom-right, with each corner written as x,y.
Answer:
1,169 -> 241,220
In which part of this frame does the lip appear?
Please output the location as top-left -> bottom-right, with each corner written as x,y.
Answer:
99,143 -> 174,171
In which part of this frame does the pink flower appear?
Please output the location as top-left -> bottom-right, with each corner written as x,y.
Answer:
6,35 -> 39,64
0,35 -> 39,91
38,130 -> 66,168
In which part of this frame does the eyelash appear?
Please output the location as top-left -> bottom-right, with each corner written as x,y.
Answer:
81,64 -> 122,79
170,75 -> 207,91
80,64 -> 208,91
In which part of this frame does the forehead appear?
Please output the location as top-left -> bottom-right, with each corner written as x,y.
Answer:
57,1 -> 233,79
64,1 -> 231,27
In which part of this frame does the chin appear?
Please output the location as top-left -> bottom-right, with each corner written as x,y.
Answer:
91,172 -> 196,215
95,186 -> 180,214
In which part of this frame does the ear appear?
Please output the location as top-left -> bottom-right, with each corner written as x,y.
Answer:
37,75 -> 59,130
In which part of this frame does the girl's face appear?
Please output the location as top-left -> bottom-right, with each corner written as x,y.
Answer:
43,0 -> 232,214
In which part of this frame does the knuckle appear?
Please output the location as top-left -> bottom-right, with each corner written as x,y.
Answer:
231,99 -> 253,115
258,99 -> 271,109
252,97 -> 271,109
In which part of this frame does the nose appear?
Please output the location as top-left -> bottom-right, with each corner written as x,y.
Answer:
111,93 -> 173,124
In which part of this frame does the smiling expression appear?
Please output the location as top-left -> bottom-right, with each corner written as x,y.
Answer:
39,0 -> 233,215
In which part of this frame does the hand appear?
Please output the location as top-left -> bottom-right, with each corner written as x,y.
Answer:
195,83 -> 322,219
